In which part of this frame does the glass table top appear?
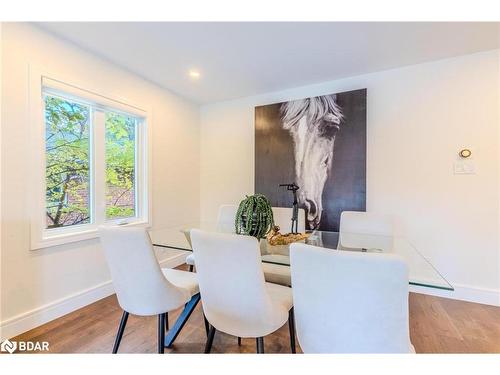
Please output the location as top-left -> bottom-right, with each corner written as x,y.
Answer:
150,221 -> 453,291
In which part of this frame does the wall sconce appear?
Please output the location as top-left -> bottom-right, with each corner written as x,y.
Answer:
459,149 -> 472,159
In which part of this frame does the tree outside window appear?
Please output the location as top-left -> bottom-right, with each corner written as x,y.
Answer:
45,96 -> 137,229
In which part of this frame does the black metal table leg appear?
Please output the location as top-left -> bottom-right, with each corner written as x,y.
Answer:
164,293 -> 201,348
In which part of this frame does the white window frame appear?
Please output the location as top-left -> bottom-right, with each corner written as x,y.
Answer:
29,67 -> 153,250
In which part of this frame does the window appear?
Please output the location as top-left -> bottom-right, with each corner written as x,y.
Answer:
30,72 -> 151,249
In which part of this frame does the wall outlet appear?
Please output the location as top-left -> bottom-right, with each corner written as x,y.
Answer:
454,161 -> 475,175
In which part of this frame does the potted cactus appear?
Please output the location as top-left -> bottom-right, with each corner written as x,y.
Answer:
235,194 -> 274,239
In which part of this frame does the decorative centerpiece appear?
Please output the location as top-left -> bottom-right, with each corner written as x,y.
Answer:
266,225 -> 310,246
235,194 -> 274,239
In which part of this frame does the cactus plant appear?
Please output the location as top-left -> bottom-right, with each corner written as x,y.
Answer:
235,194 -> 274,239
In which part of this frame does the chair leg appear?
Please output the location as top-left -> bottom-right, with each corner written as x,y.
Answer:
158,313 -> 166,354
204,326 -> 216,353
112,311 -> 129,354
188,265 -> 194,272
203,314 -> 210,337
164,312 -> 169,332
288,307 -> 296,353
256,337 -> 264,353
238,337 -> 241,346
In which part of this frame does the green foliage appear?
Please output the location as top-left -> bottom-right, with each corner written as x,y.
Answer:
45,96 -> 136,228
45,96 -> 90,228
105,112 -> 136,220
235,194 -> 274,239
105,206 -> 135,219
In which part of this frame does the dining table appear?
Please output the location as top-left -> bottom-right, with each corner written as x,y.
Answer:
149,221 -> 453,291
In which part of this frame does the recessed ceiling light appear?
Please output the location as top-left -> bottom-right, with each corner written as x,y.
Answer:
188,70 -> 201,79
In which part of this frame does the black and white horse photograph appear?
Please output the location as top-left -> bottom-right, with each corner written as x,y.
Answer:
255,88 -> 367,231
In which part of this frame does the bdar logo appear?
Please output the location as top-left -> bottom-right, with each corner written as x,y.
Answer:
0,339 -> 49,353
1,339 -> 17,354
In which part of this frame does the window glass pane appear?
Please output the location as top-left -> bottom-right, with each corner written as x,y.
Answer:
45,95 -> 91,228
105,112 -> 136,220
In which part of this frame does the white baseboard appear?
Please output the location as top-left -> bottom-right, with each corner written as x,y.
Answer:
0,251 -> 188,341
158,250 -> 189,269
0,281 -> 115,341
410,283 -> 500,306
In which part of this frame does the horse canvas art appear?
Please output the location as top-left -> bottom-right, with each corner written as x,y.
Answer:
255,89 -> 366,231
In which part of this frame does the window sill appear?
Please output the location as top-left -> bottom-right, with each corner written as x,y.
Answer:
30,220 -> 150,250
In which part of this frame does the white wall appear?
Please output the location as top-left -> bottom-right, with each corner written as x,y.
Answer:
200,50 -> 500,305
0,23 -> 200,339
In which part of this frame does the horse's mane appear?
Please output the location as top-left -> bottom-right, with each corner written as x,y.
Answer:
280,95 -> 343,130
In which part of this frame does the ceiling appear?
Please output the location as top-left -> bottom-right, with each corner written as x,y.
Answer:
38,22 -> 500,104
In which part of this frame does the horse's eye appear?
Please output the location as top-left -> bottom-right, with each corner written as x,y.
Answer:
318,121 -> 339,139
323,156 -> 330,166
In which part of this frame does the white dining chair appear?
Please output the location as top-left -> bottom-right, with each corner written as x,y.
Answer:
99,226 -> 201,353
186,205 -> 305,287
340,211 -> 393,235
216,204 -> 240,232
190,229 -> 295,353
339,211 -> 394,249
290,243 -> 414,353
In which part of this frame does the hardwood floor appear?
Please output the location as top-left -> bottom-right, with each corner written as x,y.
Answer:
11,280 -> 500,354
409,293 -> 500,353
